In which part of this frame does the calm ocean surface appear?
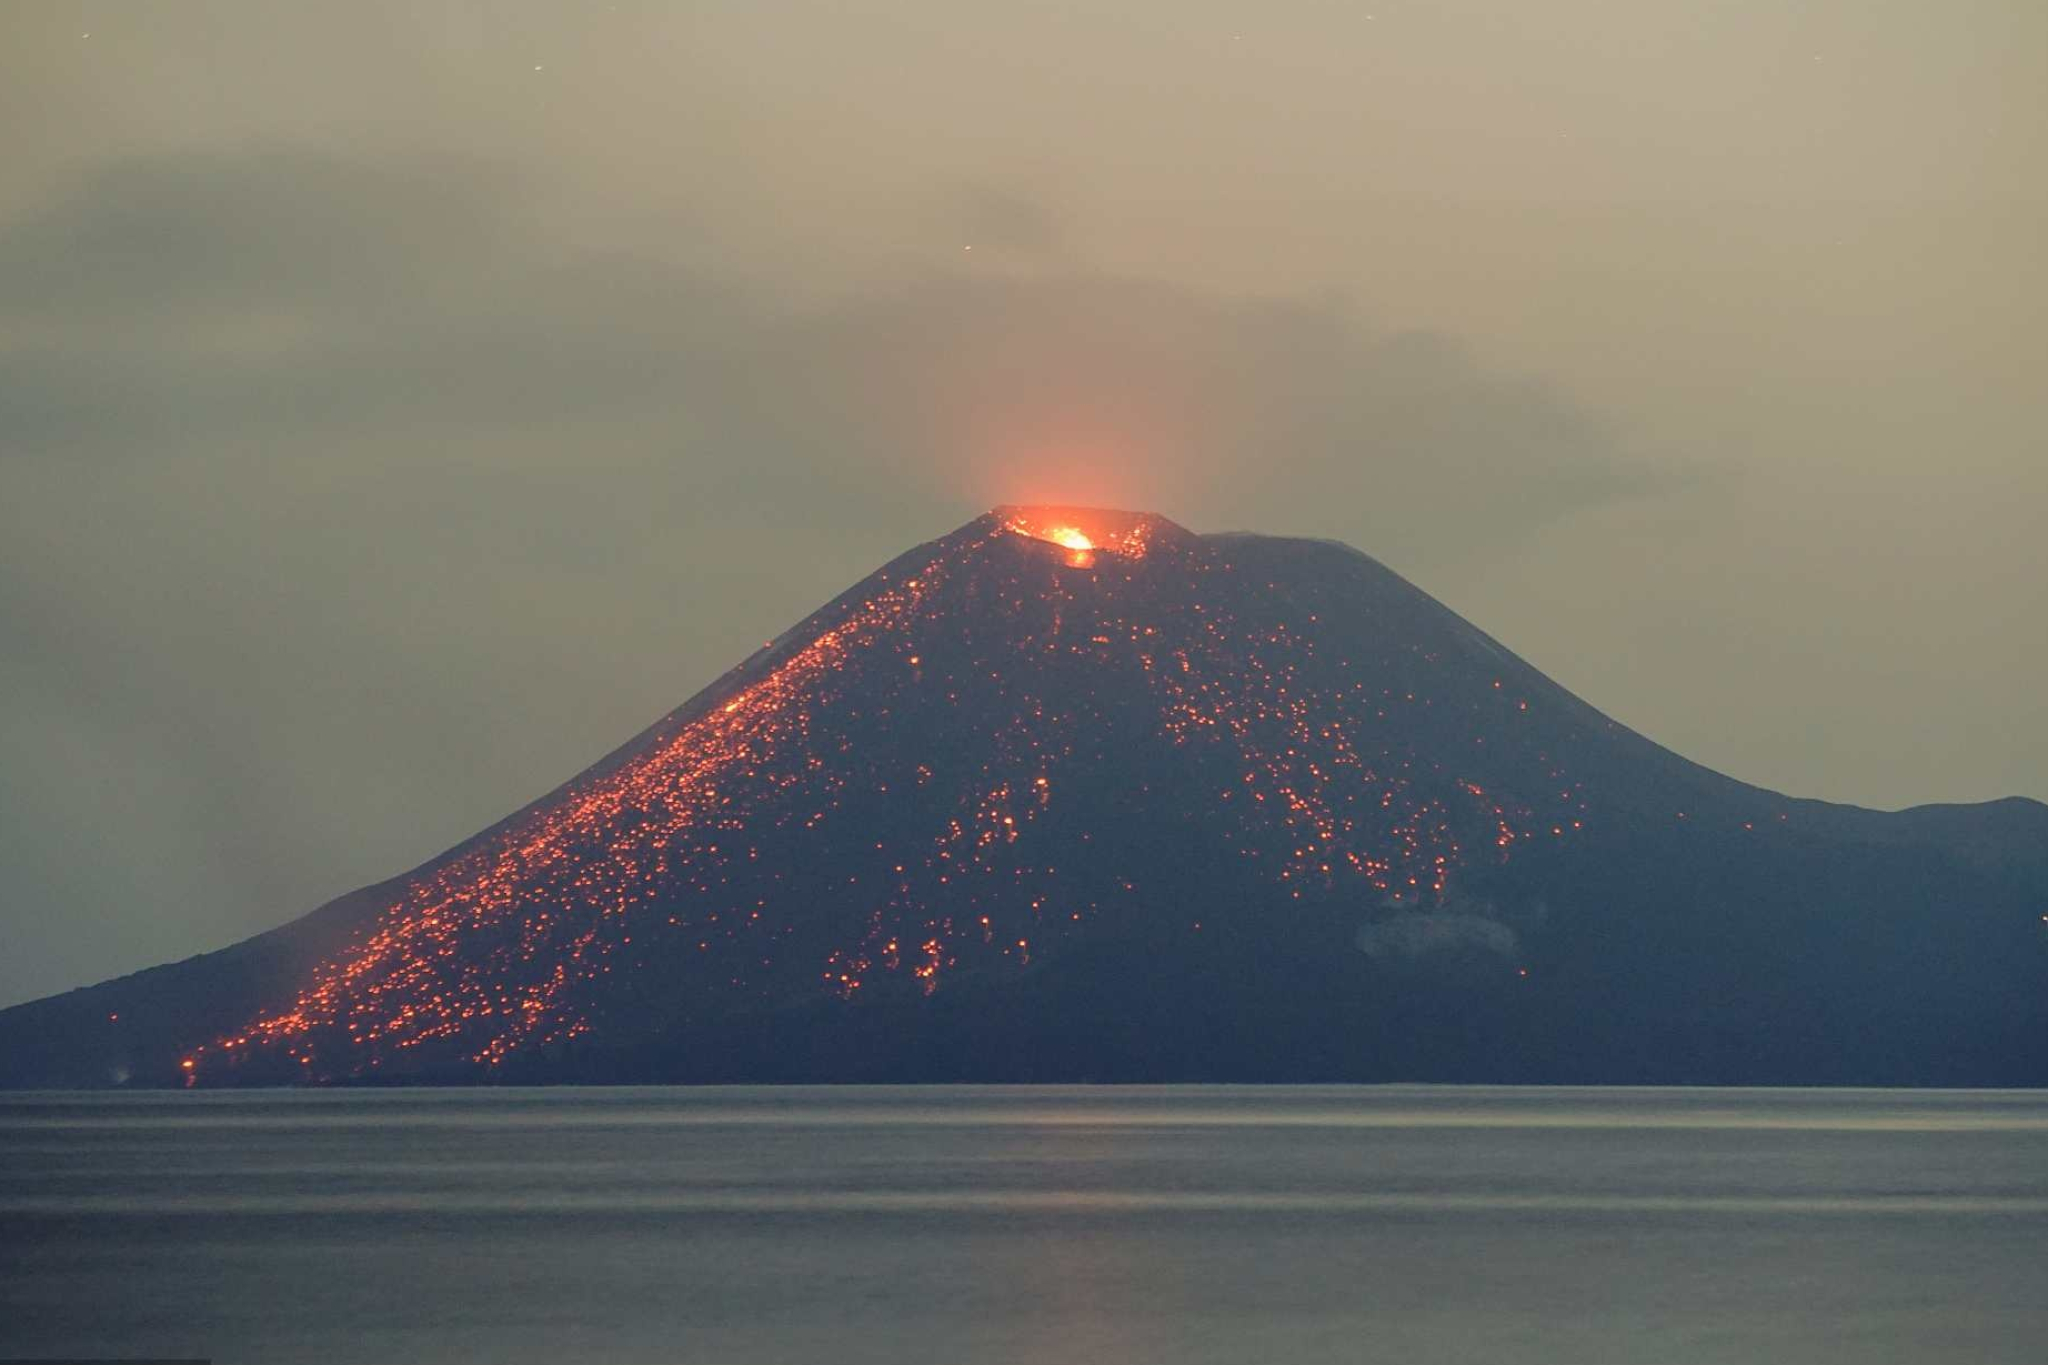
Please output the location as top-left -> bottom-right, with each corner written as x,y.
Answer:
3,1085 -> 2044,1363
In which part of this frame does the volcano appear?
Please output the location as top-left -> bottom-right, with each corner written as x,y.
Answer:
4,508 -> 2044,1087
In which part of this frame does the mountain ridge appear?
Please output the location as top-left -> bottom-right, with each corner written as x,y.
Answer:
4,508 -> 2041,1086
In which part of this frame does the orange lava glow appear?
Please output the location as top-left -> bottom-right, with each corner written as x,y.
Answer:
184,506 -> 1589,1084
1000,506 -> 1157,568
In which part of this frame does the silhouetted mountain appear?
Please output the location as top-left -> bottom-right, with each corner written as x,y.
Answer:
4,508 -> 2043,1086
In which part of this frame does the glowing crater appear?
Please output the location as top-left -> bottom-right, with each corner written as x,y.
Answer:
998,505 -> 1163,567
1044,526 -> 1095,553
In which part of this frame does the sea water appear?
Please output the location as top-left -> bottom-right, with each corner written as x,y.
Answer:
3,1085 -> 2044,1363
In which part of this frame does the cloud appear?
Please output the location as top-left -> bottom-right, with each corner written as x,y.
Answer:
756,273 -> 1665,561
0,147 -> 1674,611
944,182 -> 1064,256
0,150 -> 518,320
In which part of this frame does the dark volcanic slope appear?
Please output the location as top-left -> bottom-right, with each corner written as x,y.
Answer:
4,508 -> 2044,1086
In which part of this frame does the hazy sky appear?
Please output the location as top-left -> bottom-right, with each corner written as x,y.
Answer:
2,1 -> 2043,1007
